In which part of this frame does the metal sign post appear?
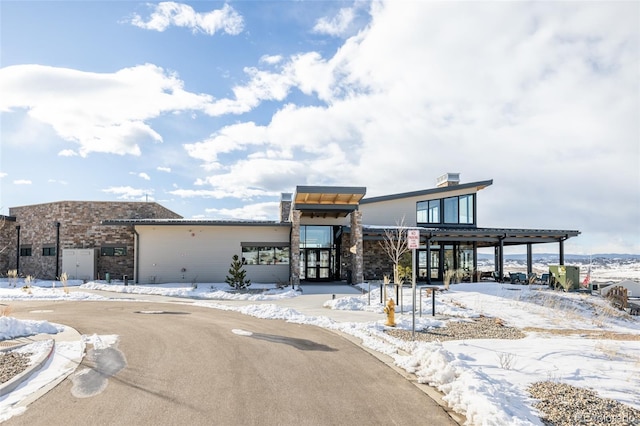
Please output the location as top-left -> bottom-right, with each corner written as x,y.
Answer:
408,229 -> 419,340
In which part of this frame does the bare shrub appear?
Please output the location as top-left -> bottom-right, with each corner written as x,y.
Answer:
7,269 -> 18,288
0,304 -> 12,316
59,272 -> 69,294
497,352 -> 517,370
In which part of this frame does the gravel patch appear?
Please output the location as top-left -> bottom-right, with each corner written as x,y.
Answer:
529,381 -> 640,426
0,351 -> 32,384
385,316 -> 526,342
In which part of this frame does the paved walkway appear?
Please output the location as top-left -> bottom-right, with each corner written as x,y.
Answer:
76,283 -> 390,324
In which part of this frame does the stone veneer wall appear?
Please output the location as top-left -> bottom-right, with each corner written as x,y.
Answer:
339,234 -> 396,282
2,201 -> 181,280
349,211 -> 364,284
290,210 -> 301,286
0,216 -> 17,276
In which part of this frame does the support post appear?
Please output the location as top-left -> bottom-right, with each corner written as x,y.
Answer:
426,236 -> 432,284
498,236 -> 505,282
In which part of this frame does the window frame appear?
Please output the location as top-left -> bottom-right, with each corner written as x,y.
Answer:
241,245 -> 290,265
42,246 -> 56,256
417,194 -> 476,226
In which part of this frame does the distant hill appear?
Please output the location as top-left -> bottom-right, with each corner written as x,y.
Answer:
477,253 -> 640,262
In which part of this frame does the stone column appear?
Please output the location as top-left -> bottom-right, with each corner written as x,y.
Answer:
349,210 -> 364,284
290,210 -> 301,286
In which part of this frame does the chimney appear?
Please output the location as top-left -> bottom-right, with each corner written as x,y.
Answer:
279,193 -> 292,223
436,173 -> 460,188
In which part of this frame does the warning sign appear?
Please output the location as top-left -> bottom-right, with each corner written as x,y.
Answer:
408,229 -> 420,249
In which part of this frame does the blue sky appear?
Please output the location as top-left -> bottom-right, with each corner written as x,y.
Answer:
1,1 -> 638,255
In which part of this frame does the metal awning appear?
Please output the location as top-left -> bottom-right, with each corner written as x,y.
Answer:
294,186 -> 366,218
362,226 -> 580,247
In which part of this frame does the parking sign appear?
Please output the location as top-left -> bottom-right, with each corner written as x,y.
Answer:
408,229 -> 420,249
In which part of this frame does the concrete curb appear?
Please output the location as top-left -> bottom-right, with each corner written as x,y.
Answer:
0,339 -> 55,397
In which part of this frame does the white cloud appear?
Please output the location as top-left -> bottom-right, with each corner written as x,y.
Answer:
204,202 -> 279,221
0,173 -> 7,179
58,149 -> 78,157
13,180 -> 32,185
48,179 -> 68,185
130,2 -> 244,35
0,64 -> 213,157
181,1 -> 638,253
313,7 -> 355,37
102,186 -> 154,201
138,172 -> 151,181
157,166 -> 172,173
205,66 -> 294,116
259,55 -> 283,65
169,187 -> 270,200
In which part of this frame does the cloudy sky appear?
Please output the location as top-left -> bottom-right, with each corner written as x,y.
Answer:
1,1 -> 638,255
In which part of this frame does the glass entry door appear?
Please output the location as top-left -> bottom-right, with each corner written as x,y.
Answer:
430,248 -> 441,281
304,248 -> 332,281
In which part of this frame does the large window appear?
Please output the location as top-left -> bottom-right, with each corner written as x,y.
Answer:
459,195 -> 473,224
444,197 -> 458,224
19,247 -> 32,256
242,246 -> 290,265
300,226 -> 333,248
417,200 -> 441,224
418,195 -> 474,225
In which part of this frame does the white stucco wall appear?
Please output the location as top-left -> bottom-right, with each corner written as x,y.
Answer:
135,224 -> 290,284
360,187 -> 480,226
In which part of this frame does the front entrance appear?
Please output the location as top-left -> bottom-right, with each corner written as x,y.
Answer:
301,248 -> 334,281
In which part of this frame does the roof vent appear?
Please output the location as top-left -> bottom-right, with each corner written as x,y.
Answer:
436,173 -> 460,188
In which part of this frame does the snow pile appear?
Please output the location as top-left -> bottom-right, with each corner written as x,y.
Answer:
0,317 -> 62,340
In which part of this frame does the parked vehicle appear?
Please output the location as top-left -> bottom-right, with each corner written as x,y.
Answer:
509,272 -> 527,284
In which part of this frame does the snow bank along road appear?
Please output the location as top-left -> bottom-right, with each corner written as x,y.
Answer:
4,299 -> 457,425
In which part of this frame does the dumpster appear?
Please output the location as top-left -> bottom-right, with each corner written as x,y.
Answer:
548,265 -> 580,291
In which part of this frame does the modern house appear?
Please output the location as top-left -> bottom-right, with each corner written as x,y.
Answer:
0,173 -> 581,285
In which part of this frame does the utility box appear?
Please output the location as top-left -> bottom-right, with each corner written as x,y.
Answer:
62,249 -> 98,281
548,265 -> 580,291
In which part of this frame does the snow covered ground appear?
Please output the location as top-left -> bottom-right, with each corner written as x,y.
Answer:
1,272 -> 639,425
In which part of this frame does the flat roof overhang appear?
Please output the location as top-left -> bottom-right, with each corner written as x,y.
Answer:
294,186 -> 366,218
101,219 -> 290,227
361,226 -> 580,247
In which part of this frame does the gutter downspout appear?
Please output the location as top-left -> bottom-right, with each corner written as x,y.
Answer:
55,222 -> 61,279
134,227 -> 139,284
15,225 -> 20,275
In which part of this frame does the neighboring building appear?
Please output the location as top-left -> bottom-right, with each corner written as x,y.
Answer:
0,201 -> 181,280
101,173 -> 580,285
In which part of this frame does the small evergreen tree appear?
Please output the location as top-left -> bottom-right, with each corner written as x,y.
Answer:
225,254 -> 251,290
